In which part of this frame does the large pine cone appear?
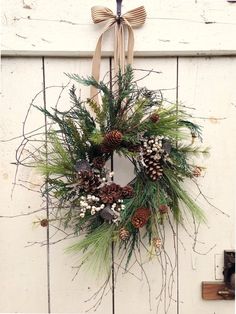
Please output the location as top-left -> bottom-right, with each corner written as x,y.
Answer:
101,130 -> 123,153
141,137 -> 170,181
98,183 -> 123,204
131,207 -> 151,228
77,170 -> 100,193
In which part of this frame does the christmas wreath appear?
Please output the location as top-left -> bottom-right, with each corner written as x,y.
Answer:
35,66 -> 208,275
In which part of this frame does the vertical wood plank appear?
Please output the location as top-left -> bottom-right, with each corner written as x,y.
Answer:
114,58 -> 178,314
178,57 -> 236,314
0,57 -> 48,313
43,57 -> 112,314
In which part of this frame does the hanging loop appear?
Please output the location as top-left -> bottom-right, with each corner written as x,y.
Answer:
116,0 -> 122,17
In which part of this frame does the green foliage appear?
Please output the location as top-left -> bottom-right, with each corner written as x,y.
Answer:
34,66 -> 209,277
163,169 -> 206,222
38,132 -> 74,177
67,224 -> 116,276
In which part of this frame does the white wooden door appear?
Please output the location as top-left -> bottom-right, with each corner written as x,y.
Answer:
1,56 -> 235,314
1,1 -> 236,313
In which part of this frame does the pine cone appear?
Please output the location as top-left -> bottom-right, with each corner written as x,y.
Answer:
40,219 -> 48,227
77,170 -> 100,193
141,137 -> 170,181
98,183 -> 123,204
119,227 -> 130,241
101,130 -> 123,153
122,185 -> 134,198
159,204 -> 169,214
92,157 -> 105,169
131,207 -> 151,228
193,166 -> 202,177
149,113 -> 160,123
153,237 -> 162,249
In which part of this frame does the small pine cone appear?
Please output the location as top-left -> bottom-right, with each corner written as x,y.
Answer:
77,170 -> 100,193
40,219 -> 48,227
159,204 -> 169,214
119,227 -> 130,241
149,113 -> 160,123
153,237 -> 162,249
122,185 -> 134,198
131,207 -> 151,228
98,183 -> 123,204
92,157 -> 105,169
191,132 -> 198,139
102,130 -> 123,152
193,166 -> 202,177
191,132 -> 198,144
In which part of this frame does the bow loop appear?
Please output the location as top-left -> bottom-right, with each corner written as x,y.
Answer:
122,6 -> 146,27
91,6 -> 115,24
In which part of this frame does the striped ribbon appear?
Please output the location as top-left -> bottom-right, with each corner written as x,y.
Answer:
91,5 -> 146,102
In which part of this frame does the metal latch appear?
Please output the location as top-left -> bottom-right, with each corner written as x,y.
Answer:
218,251 -> 235,298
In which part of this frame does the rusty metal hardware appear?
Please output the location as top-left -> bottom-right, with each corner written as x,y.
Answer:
218,287 -> 235,298
223,251 -> 235,291
217,250 -> 235,298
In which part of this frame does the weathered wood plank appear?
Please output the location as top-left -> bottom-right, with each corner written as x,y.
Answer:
0,57 -> 48,312
114,58 -> 178,314
2,0 -> 236,56
42,57 -> 112,314
178,57 -> 236,314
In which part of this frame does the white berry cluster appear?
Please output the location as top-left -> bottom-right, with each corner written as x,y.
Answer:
111,200 -> 126,224
79,195 -> 105,218
111,199 -> 126,212
79,196 -> 126,219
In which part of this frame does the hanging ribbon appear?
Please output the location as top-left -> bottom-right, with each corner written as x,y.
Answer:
91,5 -> 146,102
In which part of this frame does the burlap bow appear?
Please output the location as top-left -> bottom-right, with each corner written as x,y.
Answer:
91,5 -> 146,102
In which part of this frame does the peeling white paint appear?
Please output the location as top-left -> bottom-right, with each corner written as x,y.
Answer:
1,0 -> 236,56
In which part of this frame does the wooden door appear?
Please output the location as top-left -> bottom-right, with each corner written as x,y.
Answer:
1,0 -> 236,313
1,56 -> 235,314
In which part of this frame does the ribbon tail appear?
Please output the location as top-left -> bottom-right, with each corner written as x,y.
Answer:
91,19 -> 116,103
114,24 -> 118,78
114,24 -> 125,77
120,24 -> 125,73
126,24 -> 134,66
91,35 -> 103,102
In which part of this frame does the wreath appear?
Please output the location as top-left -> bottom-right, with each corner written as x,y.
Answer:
35,66 -> 208,275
